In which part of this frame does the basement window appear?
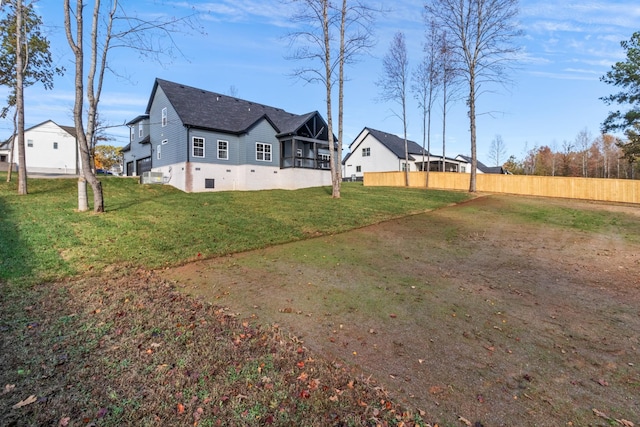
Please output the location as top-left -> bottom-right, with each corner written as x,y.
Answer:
205,178 -> 215,189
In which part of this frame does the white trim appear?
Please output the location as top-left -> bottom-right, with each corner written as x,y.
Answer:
192,136 -> 205,158
217,139 -> 228,160
256,142 -> 272,162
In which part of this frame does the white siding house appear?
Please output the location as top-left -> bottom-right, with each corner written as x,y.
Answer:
343,127 -> 445,179
2,120 -> 80,175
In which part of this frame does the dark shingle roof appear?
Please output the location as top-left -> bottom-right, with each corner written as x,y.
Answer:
457,155 -> 506,174
365,127 -> 429,160
151,79 -> 316,136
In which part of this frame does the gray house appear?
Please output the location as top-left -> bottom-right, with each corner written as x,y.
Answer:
122,78 -> 336,192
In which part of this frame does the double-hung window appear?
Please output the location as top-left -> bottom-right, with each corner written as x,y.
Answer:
362,147 -> 370,157
53,142 -> 59,150
218,140 -> 228,160
157,144 -> 162,160
139,124 -> 143,137
192,137 -> 205,158
161,107 -> 167,127
256,143 -> 272,162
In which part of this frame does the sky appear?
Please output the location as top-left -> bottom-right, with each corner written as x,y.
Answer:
0,0 -> 638,165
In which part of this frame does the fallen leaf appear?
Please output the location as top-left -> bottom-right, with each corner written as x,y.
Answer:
58,417 -> 70,427
592,408 -> 609,419
297,372 -> 309,382
596,378 -> 609,387
458,416 -> 472,426
329,395 -> 338,402
389,313 -> 397,318
12,395 -> 37,409
3,384 -> 16,394
616,420 -> 634,427
429,385 -> 444,394
177,403 -> 185,414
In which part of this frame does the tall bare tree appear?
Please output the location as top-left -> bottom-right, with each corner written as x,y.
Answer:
377,31 -> 410,186
488,134 -> 506,166
412,19 -> 441,186
287,0 -> 376,198
575,127 -> 591,177
63,0 -> 195,212
425,0 -> 522,192
0,0 -> 61,192
439,29 -> 458,172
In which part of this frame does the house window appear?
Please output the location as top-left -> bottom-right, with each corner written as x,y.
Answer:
461,165 -> 466,173
27,139 -> 33,147
296,148 -> 303,157
162,139 -> 168,145
53,142 -> 58,150
130,127 -> 134,141
319,153 -> 330,169
256,143 -> 271,162
192,137 -> 205,158
205,178 -> 215,189
402,162 -> 409,172
362,147 -> 370,157
161,107 -> 167,127
356,165 -> 361,172
157,144 -> 161,160
218,140 -> 228,160
139,124 -> 143,137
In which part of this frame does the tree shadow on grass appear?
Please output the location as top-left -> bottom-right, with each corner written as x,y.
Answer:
0,195 -> 35,286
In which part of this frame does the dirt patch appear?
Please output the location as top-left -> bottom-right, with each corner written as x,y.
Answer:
166,195 -> 640,426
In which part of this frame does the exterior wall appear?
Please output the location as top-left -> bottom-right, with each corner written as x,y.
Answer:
344,133 -> 406,178
150,88 -> 188,167
152,162 -> 332,192
21,121 -> 79,174
238,119 -> 280,166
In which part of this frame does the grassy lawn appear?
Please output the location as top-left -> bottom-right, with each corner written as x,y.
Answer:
0,174 -> 470,286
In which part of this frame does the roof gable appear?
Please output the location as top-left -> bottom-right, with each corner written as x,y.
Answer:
365,127 -> 429,160
149,79 -> 319,136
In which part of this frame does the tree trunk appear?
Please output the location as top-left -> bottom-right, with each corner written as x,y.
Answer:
468,76 -> 477,192
77,178 -> 88,211
15,0 -> 27,195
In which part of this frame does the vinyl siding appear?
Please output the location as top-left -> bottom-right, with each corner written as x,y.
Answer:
239,119 -> 280,166
150,87 -> 187,167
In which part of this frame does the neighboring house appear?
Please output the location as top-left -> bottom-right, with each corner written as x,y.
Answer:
1,120 -> 80,175
342,127 -> 465,179
122,78 -> 336,192
456,155 -> 509,174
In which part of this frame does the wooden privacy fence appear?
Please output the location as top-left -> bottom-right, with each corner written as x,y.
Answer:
363,171 -> 640,204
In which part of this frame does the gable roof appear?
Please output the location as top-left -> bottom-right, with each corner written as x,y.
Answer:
363,127 -> 429,160
2,120 -> 76,145
457,155 -> 506,174
149,79 -> 322,137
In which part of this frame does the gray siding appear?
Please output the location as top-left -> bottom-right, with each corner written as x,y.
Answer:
150,87 -> 187,167
186,129 -> 241,165
240,119 -> 279,166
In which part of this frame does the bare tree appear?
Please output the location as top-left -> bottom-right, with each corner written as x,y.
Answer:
63,0 -> 195,212
488,134 -> 506,166
377,31 -> 410,186
439,30 -> 459,172
425,0 -> 522,192
412,19 -> 441,185
287,0 -> 376,198
574,127 -> 591,177
0,0 -> 60,192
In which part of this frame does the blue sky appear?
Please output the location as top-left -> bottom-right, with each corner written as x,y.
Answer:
1,0 -> 638,165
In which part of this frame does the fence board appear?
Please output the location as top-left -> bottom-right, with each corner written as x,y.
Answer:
363,171 -> 640,204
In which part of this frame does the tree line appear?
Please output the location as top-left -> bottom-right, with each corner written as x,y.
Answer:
501,130 -> 639,179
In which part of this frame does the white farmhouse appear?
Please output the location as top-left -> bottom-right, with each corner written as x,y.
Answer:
1,120 -> 80,175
